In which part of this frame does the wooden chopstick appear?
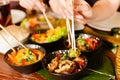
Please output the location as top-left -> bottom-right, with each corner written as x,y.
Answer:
66,0 -> 76,51
71,16 -> 76,51
66,18 -> 71,46
42,11 -> 54,29
0,24 -> 27,49
69,0 -> 76,51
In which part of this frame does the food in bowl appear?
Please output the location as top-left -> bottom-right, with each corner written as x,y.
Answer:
7,48 -> 45,66
47,49 -> 86,74
76,35 -> 98,51
29,26 -> 67,53
42,49 -> 87,80
30,26 -> 67,43
20,14 -> 56,32
64,33 -> 101,54
4,44 -> 46,74
76,33 -> 101,52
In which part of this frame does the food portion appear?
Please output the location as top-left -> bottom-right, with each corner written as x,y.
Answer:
20,13 -> 67,32
76,36 -> 98,52
20,14 -> 55,31
30,26 -> 67,43
47,49 -> 87,74
7,48 -> 45,66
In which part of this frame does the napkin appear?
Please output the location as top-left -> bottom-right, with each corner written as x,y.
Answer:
0,25 -> 30,53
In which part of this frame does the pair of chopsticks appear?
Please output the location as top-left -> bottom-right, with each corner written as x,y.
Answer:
0,24 -> 28,52
66,0 -> 76,51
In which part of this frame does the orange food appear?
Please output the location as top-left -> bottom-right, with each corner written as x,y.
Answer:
7,48 -> 45,66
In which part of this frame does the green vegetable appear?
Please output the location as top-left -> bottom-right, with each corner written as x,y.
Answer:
20,18 -> 28,28
56,26 -> 67,37
60,53 -> 69,60
68,49 -> 81,58
76,37 -> 85,46
46,35 -> 61,42
40,17 -> 46,22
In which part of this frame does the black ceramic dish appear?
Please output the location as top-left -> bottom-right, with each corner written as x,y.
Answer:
29,30 -> 64,53
4,44 -> 46,74
64,33 -> 102,57
42,50 -> 87,80
76,33 -> 102,52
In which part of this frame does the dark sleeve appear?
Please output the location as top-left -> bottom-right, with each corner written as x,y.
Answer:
86,0 -> 97,7
43,0 -> 50,7
43,0 -> 97,7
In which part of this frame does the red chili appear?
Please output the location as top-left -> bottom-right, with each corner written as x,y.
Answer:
32,34 -> 39,41
22,59 -> 25,66
77,58 -> 85,68
56,53 -> 60,62
85,38 -> 98,50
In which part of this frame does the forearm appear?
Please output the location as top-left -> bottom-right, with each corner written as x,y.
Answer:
88,0 -> 120,23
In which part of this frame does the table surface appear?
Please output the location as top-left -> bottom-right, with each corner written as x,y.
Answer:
0,53 -> 47,80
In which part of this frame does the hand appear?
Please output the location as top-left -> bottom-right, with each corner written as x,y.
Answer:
49,0 -> 73,18
74,0 -> 93,24
19,0 -> 46,12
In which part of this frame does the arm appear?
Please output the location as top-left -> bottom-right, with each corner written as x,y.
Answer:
74,0 -> 120,24
89,0 -> 120,23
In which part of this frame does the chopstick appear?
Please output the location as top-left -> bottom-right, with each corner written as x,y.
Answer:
69,0 -> 76,51
66,18 -> 72,46
71,15 -> 76,51
42,11 -> 54,29
35,2 -> 54,29
0,24 -> 28,49
66,0 -> 76,51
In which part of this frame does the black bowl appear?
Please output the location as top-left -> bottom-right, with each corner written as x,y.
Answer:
29,30 -> 64,53
76,33 -> 102,53
4,44 -> 46,74
64,33 -> 102,57
42,50 -> 87,80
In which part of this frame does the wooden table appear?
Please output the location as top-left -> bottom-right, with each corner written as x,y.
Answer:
0,53 -> 47,80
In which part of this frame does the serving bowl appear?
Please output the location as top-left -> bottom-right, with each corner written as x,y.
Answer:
4,44 -> 46,74
76,33 -> 102,52
64,33 -> 102,57
29,26 -> 67,53
42,50 -> 87,80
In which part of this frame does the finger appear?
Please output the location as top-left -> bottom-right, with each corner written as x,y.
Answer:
75,18 -> 87,24
19,0 -> 35,10
35,0 -> 46,12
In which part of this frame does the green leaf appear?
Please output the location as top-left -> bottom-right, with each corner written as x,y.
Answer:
37,69 -> 54,80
